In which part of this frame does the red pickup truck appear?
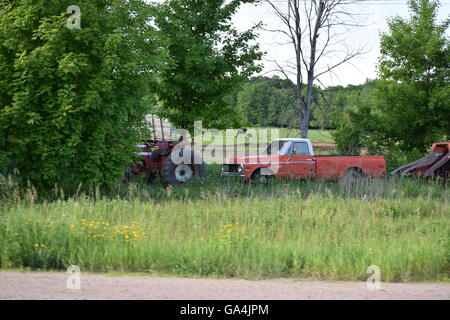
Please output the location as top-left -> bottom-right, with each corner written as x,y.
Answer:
221,138 -> 386,182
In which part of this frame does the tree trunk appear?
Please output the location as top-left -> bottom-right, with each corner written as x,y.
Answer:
300,0 -> 323,139
296,94 -> 304,136
302,75 -> 315,138
296,45 -> 304,139
267,0 -> 362,140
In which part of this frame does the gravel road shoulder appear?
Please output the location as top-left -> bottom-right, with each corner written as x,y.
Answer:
0,271 -> 448,300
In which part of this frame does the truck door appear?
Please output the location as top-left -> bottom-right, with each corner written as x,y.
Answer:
288,142 -> 316,179
270,141 -> 292,178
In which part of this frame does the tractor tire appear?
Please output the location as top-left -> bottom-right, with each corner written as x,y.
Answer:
161,151 -> 205,187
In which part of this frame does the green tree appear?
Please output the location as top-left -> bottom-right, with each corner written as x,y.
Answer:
235,76 -> 298,128
334,0 -> 449,157
0,0 -> 163,190
315,81 -> 375,131
374,0 -> 449,153
237,80 -> 275,126
329,81 -> 379,154
154,0 -> 263,133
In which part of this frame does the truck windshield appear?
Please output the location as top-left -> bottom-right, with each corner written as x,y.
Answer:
264,141 -> 290,155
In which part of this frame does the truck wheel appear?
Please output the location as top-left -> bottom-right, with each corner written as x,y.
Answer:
161,153 -> 205,187
341,168 -> 365,182
251,169 -> 272,184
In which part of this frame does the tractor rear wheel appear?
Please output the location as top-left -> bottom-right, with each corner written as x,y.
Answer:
161,154 -> 205,187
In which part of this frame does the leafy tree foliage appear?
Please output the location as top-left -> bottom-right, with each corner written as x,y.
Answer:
233,75 -> 374,134
334,0 -> 449,157
154,0 -> 263,132
0,0 -> 163,189
374,0 -> 449,153
327,81 -> 379,154
315,81 -> 376,131
236,76 -> 297,127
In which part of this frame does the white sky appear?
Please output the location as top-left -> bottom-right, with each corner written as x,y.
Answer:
232,0 -> 450,87
147,0 -> 450,88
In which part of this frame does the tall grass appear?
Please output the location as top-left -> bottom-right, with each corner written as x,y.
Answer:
0,166 -> 448,281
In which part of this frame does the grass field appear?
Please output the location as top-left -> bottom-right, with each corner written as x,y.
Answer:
267,128 -> 334,143
0,165 -> 448,282
197,128 -> 335,161
195,128 -> 334,145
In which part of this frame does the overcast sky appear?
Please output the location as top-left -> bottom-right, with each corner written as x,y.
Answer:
148,0 -> 450,88
232,0 -> 450,88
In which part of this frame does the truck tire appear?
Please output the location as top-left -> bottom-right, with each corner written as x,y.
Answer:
161,151 -> 205,187
251,169 -> 273,184
341,168 -> 365,182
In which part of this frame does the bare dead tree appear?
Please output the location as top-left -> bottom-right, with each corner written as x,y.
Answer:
266,0 -> 366,138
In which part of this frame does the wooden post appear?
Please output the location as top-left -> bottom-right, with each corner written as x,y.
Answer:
160,118 -> 165,141
151,115 -> 156,140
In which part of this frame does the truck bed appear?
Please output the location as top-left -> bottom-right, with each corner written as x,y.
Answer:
314,155 -> 386,180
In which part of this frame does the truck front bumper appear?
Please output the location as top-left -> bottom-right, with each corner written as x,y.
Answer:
221,164 -> 245,177
221,172 -> 245,177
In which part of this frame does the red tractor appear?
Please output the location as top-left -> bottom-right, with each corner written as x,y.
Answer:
127,115 -> 205,187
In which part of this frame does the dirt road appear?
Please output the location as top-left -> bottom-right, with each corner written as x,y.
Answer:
1,271 -> 448,300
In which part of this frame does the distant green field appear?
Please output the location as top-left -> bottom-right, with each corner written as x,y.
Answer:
0,168 -> 447,282
195,128 -> 334,145
265,128 -> 334,144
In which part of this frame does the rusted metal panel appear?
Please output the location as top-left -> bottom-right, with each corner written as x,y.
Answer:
424,153 -> 449,177
390,142 -> 449,178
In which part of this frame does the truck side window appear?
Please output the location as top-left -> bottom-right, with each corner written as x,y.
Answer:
292,142 -> 309,156
265,141 -> 289,155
